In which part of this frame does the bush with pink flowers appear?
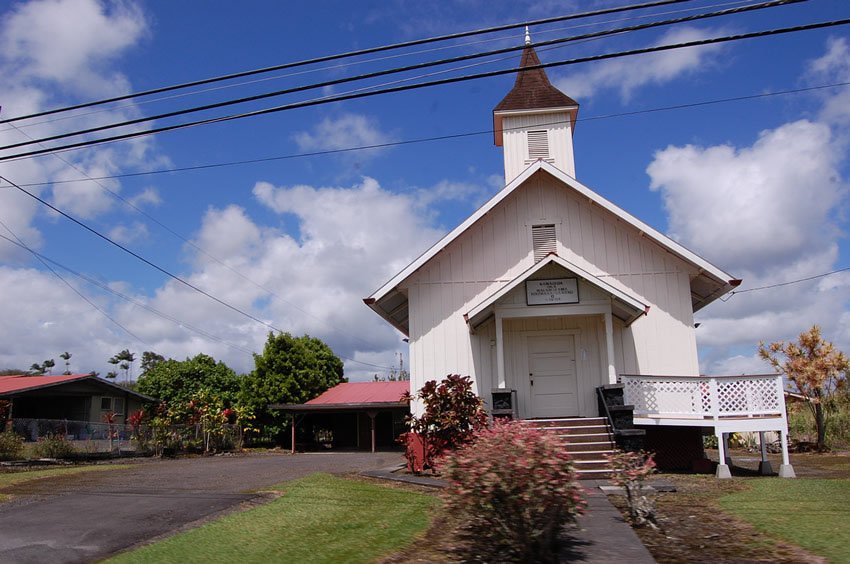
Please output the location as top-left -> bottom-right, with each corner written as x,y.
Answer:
440,420 -> 585,562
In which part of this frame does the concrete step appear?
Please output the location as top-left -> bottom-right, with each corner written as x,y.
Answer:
557,432 -> 614,444
524,417 -> 607,428
575,467 -> 614,480
569,449 -> 616,461
573,459 -> 612,471
539,424 -> 611,435
558,440 -> 617,452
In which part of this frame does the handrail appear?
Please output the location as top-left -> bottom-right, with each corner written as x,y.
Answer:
595,386 -> 619,433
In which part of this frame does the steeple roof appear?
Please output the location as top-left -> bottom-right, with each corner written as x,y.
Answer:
494,45 -> 578,112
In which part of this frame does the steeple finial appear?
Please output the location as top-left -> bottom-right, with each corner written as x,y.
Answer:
524,26 -> 531,46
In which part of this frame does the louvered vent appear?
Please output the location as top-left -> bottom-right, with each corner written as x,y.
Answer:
532,224 -> 556,262
527,130 -> 549,160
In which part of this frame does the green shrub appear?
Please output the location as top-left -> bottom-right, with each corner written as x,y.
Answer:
788,394 -> 850,448
441,419 -> 585,563
32,435 -> 76,459
0,431 -> 24,460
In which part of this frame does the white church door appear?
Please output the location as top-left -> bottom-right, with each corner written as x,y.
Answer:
527,333 -> 579,418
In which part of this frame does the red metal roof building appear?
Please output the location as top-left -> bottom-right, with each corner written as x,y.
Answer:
272,381 -> 410,453
305,381 -> 409,407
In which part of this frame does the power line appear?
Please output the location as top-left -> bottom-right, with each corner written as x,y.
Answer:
721,267 -> 850,300
3,15 -> 845,164
0,0 -> 696,125
13,80 -> 849,189
0,218 -> 145,344
0,174 -> 395,371
0,0 -> 803,153
0,0 -> 756,135
2,121 -> 384,353
0,232 -> 256,355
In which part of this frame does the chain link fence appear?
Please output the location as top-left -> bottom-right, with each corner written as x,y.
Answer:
8,418 -> 243,456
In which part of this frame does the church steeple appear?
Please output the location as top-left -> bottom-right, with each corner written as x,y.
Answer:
493,32 -> 579,182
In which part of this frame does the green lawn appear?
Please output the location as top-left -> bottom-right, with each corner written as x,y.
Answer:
0,464 -> 130,502
108,473 -> 440,564
720,478 -> 850,562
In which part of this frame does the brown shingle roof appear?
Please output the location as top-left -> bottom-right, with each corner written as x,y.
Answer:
494,45 -> 578,112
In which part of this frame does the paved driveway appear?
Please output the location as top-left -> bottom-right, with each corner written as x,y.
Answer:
0,452 -> 403,563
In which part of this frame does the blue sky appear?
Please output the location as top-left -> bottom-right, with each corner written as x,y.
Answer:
1,0 -> 849,380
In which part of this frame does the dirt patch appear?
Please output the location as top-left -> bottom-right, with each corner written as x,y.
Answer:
608,475 -> 825,563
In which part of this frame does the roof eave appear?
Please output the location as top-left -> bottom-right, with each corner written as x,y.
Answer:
269,401 -> 409,412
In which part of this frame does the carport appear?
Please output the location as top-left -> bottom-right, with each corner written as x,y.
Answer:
271,381 -> 409,453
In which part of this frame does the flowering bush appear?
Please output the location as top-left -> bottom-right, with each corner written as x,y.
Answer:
401,374 -> 487,471
607,450 -> 657,528
440,420 -> 585,562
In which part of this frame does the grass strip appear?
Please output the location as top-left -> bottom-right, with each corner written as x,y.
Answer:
0,464 -> 131,501
719,478 -> 850,563
109,472 -> 440,564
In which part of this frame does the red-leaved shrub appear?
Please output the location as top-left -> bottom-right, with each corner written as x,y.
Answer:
401,374 -> 487,471
440,420 -> 585,562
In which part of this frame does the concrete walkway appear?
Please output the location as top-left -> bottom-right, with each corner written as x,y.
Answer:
561,482 -> 655,563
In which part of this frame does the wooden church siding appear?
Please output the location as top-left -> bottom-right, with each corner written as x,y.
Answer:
501,112 -> 575,181
405,167 -> 700,400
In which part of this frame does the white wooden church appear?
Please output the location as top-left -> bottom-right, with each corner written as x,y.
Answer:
366,33 -> 794,478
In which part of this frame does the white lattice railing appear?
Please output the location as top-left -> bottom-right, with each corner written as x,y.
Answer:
619,374 -> 784,419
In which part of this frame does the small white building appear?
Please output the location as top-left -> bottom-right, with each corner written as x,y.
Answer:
366,38 -> 794,478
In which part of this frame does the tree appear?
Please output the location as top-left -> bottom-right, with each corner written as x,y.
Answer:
28,360 -> 54,375
109,349 -> 136,382
59,352 -> 72,375
759,325 -> 849,450
136,353 -> 241,409
140,351 -> 165,374
241,333 -> 345,439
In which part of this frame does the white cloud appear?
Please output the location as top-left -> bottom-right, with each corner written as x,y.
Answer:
555,26 -> 725,102
414,180 -> 489,208
647,40 -> 850,373
108,221 -> 149,244
0,176 -> 452,379
0,266 -> 128,374
806,36 -> 850,126
1,0 -> 147,96
293,113 -> 395,157
0,0 -> 161,243
647,119 -> 843,274
128,187 -> 162,209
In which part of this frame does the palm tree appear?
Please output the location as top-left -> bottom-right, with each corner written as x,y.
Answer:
59,352 -> 72,375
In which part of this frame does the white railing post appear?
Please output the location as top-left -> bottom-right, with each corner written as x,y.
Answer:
776,375 -> 796,478
708,377 -> 719,422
